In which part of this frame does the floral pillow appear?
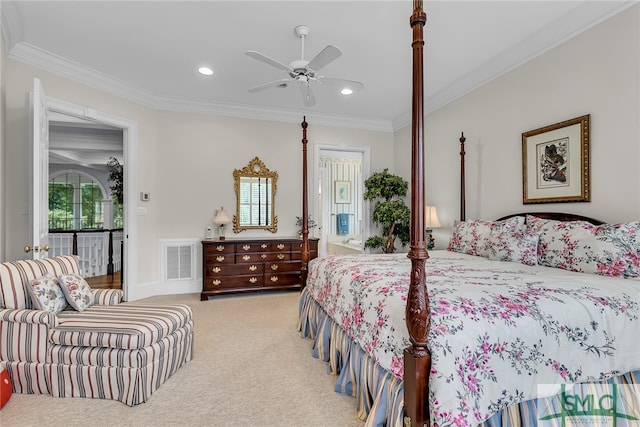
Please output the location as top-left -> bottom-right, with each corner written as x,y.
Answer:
26,273 -> 69,313
58,273 -> 94,311
526,215 -> 640,279
448,216 -> 524,258
590,221 -> 640,279
488,231 -> 539,266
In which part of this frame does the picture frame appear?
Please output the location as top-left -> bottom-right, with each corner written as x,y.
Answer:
334,181 -> 351,204
522,114 -> 590,204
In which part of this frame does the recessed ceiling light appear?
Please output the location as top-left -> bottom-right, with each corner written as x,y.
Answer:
198,67 -> 214,76
341,88 -> 353,96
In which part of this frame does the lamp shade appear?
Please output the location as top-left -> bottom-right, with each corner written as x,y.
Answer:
425,206 -> 441,228
213,207 -> 231,225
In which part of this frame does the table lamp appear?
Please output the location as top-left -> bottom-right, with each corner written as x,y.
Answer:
425,205 -> 441,250
213,207 -> 232,240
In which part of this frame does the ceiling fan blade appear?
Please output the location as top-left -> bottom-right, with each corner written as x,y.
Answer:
300,83 -> 316,107
248,78 -> 293,93
307,45 -> 342,71
318,76 -> 364,92
245,51 -> 293,73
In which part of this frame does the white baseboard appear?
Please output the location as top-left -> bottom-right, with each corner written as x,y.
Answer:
125,278 -> 201,302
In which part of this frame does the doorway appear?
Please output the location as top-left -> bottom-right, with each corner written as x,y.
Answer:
313,144 -> 370,256
43,96 -> 137,301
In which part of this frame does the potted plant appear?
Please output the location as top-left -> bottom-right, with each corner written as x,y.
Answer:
296,215 -> 317,237
363,169 -> 410,253
107,156 -> 123,204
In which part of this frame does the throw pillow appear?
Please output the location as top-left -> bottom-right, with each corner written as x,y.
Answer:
527,215 -> 640,279
448,216 -> 525,258
58,273 -> 94,311
488,231 -> 539,266
26,273 -> 69,313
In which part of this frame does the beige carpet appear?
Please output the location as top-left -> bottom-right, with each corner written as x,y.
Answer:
0,291 -> 365,427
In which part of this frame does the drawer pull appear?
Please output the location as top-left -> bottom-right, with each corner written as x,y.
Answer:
261,244 -> 268,249
270,276 -> 279,282
261,254 -> 267,259
249,265 -> 258,271
212,279 -> 221,286
277,254 -> 285,260
242,245 -> 251,251
212,266 -> 221,273
249,277 -> 258,284
242,255 -> 251,261
216,256 -> 225,262
277,244 -> 285,249
271,264 -> 278,271
216,245 -> 225,252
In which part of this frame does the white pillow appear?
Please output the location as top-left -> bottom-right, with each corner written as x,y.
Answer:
26,273 -> 69,313
58,273 -> 94,311
488,231 -> 539,266
448,216 -> 525,258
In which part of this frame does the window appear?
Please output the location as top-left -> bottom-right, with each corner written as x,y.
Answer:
49,172 -> 106,230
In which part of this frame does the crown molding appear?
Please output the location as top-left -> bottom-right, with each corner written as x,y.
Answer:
1,0 -> 22,52
391,0 -> 636,132
8,42 -> 394,133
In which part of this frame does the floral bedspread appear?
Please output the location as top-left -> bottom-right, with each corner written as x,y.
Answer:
304,251 -> 640,426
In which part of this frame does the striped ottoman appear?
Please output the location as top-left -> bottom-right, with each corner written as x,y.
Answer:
47,303 -> 194,406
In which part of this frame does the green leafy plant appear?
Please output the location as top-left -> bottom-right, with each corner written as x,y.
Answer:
364,169 -> 410,253
107,156 -> 123,204
296,215 -> 317,235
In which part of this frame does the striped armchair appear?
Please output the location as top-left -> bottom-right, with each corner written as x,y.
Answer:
0,255 -> 194,405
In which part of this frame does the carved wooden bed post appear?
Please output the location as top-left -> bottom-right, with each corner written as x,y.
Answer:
404,1 -> 430,426
300,117 -> 310,287
459,132 -> 466,221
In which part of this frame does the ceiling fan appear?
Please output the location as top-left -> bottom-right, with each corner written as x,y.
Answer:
245,25 -> 364,107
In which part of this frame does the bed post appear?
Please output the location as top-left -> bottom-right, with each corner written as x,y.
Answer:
404,1 -> 430,426
459,132 -> 466,221
300,117 -> 310,288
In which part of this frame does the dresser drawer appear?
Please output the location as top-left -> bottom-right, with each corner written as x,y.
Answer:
206,253 -> 236,264
204,275 -> 264,290
291,250 -> 317,261
235,252 -> 291,263
205,263 -> 264,277
236,242 -> 270,253
265,261 -> 301,274
204,243 -> 235,255
264,272 -> 302,287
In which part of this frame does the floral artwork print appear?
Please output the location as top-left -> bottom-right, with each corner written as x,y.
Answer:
305,251 -> 640,426
538,138 -> 569,186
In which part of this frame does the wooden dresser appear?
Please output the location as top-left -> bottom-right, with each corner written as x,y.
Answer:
201,237 -> 318,300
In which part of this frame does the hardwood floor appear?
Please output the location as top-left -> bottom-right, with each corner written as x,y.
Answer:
86,271 -> 122,289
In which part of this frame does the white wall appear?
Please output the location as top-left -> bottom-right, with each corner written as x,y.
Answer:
395,5 -> 640,249
0,27 -> 6,261
1,60 -> 395,299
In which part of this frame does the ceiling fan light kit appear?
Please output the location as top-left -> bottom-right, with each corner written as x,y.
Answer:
246,25 -> 364,107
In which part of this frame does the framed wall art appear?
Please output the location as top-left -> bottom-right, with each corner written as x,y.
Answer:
334,181 -> 351,204
522,114 -> 590,204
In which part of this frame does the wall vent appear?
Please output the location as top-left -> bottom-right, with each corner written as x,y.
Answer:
161,239 -> 197,282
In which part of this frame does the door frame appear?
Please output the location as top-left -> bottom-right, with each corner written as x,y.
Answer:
46,97 -> 137,301
313,143 -> 371,256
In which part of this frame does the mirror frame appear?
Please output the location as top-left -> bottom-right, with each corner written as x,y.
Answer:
233,157 -> 278,233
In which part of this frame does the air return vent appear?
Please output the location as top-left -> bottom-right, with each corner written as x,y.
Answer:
161,239 -> 197,282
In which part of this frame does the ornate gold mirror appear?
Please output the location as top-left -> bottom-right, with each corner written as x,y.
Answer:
233,157 -> 278,233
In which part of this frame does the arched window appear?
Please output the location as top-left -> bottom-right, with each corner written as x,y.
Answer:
49,172 -> 107,230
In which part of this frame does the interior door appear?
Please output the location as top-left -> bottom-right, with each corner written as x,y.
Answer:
28,78 -> 50,259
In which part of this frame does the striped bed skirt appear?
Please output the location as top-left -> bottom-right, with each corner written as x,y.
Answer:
298,288 -> 640,427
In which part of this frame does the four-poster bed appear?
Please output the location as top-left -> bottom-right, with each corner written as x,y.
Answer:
298,1 -> 639,426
